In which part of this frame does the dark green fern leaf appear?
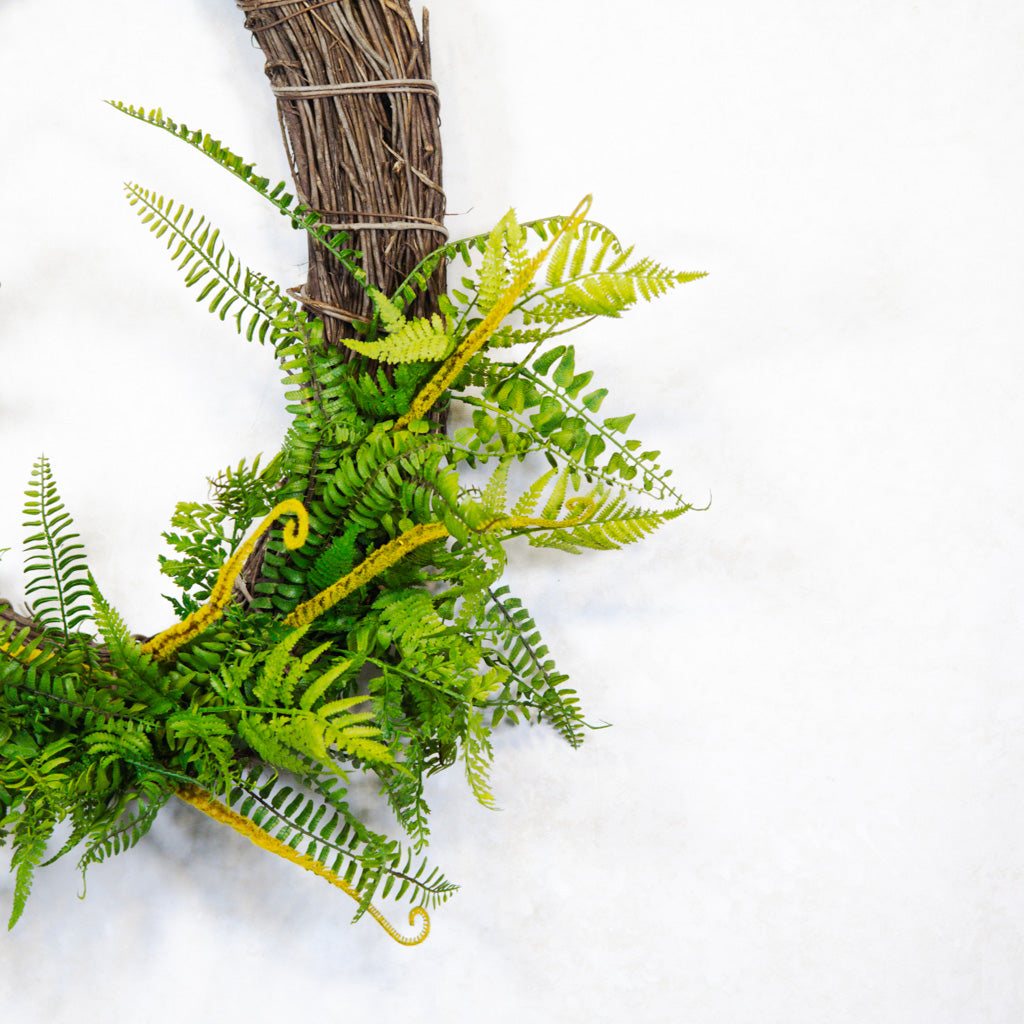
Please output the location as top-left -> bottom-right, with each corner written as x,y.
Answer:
22,456 -> 92,640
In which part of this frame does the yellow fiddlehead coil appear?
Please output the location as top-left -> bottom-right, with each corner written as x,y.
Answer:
142,499 -> 309,660
175,783 -> 430,946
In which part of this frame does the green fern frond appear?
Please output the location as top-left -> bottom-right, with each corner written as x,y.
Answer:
482,585 -> 585,748
468,345 -> 691,504
109,102 -> 363,276
75,787 -> 173,876
22,456 -> 92,641
8,812 -> 56,929
226,771 -> 458,911
0,622 -> 53,668
124,184 -> 291,344
307,527 -> 361,594
165,713 -> 236,792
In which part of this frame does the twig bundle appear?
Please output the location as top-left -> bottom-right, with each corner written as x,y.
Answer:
236,0 -> 447,346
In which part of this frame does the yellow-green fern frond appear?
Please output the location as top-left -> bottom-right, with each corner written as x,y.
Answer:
524,487 -> 691,553
479,209 -> 528,312
393,196 -> 593,429
342,312 -> 452,364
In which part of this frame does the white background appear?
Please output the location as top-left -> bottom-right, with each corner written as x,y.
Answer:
1,1 -> 1022,1021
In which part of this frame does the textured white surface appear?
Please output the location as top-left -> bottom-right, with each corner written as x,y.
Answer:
1,1 -> 1023,1021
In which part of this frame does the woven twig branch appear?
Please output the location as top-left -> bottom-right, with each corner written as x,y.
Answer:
271,79 -> 439,98
237,0 -> 446,348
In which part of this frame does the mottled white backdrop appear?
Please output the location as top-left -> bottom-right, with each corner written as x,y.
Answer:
1,1 -> 1022,1021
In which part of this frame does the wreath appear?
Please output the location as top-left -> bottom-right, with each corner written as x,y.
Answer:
0,1 -> 704,945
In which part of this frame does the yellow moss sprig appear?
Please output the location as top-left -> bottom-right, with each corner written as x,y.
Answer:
284,521 -> 449,628
142,499 -> 308,661
175,783 -> 430,946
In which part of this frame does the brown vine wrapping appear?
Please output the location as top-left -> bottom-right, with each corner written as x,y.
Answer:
235,0 -> 447,349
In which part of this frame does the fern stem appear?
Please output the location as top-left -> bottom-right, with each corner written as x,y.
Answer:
174,783 -> 430,946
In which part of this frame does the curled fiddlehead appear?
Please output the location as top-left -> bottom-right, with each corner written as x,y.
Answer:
142,499 -> 308,660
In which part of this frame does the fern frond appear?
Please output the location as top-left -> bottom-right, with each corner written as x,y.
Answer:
307,527 -> 361,594
89,576 -> 131,654
509,467 -> 558,519
76,787 -> 173,876
22,456 -> 92,640
470,345 -> 692,504
478,209 -> 525,312
109,102 -> 363,277
0,622 -> 53,668
482,585 -> 585,748
8,812 -> 56,929
374,589 -> 444,655
479,458 -> 513,516
523,486 -> 690,553
124,184 -> 291,345
461,709 -> 498,810
164,713 -> 237,792
220,772 -> 458,925
393,196 -> 594,429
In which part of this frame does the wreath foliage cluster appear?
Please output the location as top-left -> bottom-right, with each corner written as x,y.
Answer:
0,103 -> 703,943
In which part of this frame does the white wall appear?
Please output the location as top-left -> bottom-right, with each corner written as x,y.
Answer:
1,1 -> 1022,1021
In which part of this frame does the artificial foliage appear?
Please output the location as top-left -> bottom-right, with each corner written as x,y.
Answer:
0,103 -> 703,944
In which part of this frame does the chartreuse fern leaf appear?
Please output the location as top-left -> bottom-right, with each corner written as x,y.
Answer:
478,208 -> 528,312
124,185 -> 291,345
340,308 -> 452,364
395,209 -> 704,344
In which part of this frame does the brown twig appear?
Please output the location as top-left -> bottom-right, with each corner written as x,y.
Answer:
236,0 -> 447,350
